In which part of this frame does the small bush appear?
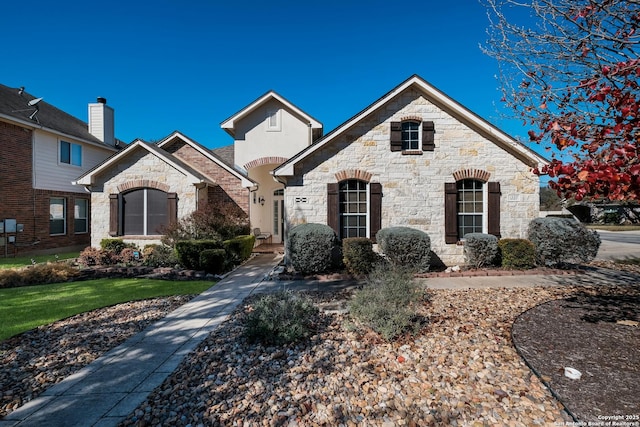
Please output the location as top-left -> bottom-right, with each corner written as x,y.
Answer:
175,239 -> 223,270
161,204 -> 249,246
528,217 -> 601,267
342,237 -> 380,275
224,235 -> 256,264
0,263 -> 80,289
349,265 -> 424,341
100,238 -> 134,254
498,239 -> 536,270
289,223 -> 340,275
119,247 -> 142,265
78,247 -> 119,267
376,227 -> 431,272
244,291 -> 319,345
142,244 -> 178,268
200,249 -> 228,274
463,233 -> 499,268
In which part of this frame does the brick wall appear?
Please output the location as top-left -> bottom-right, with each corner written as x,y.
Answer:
0,121 -> 90,255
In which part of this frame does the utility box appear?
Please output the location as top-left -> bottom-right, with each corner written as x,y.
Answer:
4,219 -> 16,233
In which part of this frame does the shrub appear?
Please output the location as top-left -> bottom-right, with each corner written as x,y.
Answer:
200,249 -> 228,274
0,263 -> 80,289
349,265 -> 424,341
528,217 -> 601,267
244,291 -> 319,345
376,227 -> 431,272
161,204 -> 249,246
78,247 -> 119,267
224,235 -> 256,264
142,244 -> 178,268
175,239 -> 223,270
100,238 -> 133,254
498,239 -> 536,270
463,233 -> 499,268
342,237 -> 380,275
119,247 -> 141,265
289,223 -> 340,275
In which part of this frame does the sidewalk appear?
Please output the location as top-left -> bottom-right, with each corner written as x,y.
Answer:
0,253 -> 282,427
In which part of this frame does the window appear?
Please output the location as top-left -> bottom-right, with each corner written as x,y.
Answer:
74,199 -> 88,233
122,188 -> 168,235
267,109 -> 281,131
402,121 -> 420,150
50,198 -> 66,235
339,180 -> 368,238
457,180 -> 484,238
60,141 -> 82,166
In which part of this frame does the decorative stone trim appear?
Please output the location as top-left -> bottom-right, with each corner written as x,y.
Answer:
402,150 -> 423,156
452,169 -> 491,183
334,169 -> 373,182
399,115 -> 422,122
244,156 -> 289,170
117,180 -> 170,193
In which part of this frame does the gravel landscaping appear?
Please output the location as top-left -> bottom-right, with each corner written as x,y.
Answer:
1,263 -> 638,425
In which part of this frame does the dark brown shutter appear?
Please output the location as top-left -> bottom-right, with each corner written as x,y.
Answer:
109,194 -> 119,236
390,122 -> 403,151
167,192 -> 178,225
488,182 -> 501,238
369,182 -> 382,242
444,183 -> 458,244
422,121 -> 435,151
327,183 -> 339,236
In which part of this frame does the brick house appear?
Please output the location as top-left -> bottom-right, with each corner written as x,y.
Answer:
0,84 -> 120,256
273,75 -> 548,265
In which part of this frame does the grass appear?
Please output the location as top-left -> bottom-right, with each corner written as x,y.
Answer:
0,278 -> 214,342
0,252 -> 79,269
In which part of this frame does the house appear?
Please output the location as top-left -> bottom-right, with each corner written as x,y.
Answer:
76,74 -> 546,266
74,131 -> 256,249
272,75 -> 547,265
0,84 -> 121,256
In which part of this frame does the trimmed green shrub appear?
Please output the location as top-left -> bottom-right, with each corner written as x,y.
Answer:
349,265 -> 424,341
100,238 -> 133,254
175,239 -> 223,270
498,239 -> 536,270
244,291 -> 319,345
224,234 -> 256,264
463,233 -> 499,268
289,223 -> 340,274
528,217 -> 601,267
376,227 -> 431,272
0,263 -> 80,289
142,244 -> 178,268
200,248 -> 228,274
342,237 -> 380,275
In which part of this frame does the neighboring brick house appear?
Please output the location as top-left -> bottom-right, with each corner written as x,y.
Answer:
0,84 -> 120,256
74,131 -> 256,249
273,75 -> 548,265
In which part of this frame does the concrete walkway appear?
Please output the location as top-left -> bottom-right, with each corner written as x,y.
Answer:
0,253 -> 283,427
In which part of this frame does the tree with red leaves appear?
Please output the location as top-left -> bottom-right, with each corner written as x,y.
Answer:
483,0 -> 640,201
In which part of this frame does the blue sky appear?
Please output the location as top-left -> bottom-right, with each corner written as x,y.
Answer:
2,0 -> 544,158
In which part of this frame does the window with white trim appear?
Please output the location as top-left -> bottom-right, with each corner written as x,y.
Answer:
266,109 -> 281,131
50,198 -> 66,235
60,141 -> 82,166
339,180 -> 368,238
74,199 -> 88,234
402,121 -> 420,150
457,179 -> 485,238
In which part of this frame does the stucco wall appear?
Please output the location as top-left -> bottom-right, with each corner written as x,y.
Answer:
89,148 -> 200,248
283,89 -> 540,265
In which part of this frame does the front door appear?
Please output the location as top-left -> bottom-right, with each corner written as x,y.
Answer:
272,190 -> 284,244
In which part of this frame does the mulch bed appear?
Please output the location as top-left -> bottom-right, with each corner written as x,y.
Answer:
512,282 -> 640,422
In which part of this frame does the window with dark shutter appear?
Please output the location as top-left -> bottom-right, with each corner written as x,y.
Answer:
390,122 -> 403,151
109,194 -> 119,236
327,183 -> 339,235
422,121 -> 435,151
444,183 -> 458,244
369,182 -> 382,242
487,182 -> 501,238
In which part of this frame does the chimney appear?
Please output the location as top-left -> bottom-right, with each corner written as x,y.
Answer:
88,97 -> 115,146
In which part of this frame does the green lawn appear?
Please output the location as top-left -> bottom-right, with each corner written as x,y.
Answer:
0,252 -> 80,269
0,278 -> 214,342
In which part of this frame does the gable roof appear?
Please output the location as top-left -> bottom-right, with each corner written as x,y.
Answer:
0,83 -> 120,150
73,139 -> 214,187
156,131 -> 257,188
273,75 -> 548,177
220,90 -> 322,137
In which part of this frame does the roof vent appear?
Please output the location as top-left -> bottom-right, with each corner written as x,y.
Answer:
96,97 -> 107,104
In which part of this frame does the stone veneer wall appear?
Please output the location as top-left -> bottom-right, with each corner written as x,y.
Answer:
284,89 -> 540,265
89,149 -> 200,248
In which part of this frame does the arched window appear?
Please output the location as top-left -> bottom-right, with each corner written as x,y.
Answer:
457,179 -> 484,238
339,180 -> 368,238
122,188 -> 168,235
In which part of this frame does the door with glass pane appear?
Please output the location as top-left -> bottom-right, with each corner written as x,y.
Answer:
272,189 -> 284,243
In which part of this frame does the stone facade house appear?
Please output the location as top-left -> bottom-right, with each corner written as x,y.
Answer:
74,131 -> 255,249
0,84 -> 120,256
273,75 -> 547,265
